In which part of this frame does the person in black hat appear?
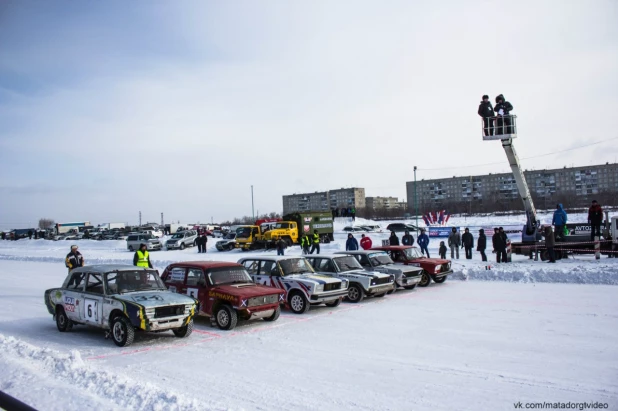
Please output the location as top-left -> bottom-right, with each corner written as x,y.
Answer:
494,94 -> 514,135
478,95 -> 494,136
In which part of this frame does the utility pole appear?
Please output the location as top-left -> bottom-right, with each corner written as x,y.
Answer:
139,211 -> 142,226
251,185 -> 255,220
161,212 -> 164,227
414,166 -> 418,229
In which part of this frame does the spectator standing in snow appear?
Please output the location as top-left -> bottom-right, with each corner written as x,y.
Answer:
196,234 -> 203,253
65,245 -> 84,273
552,204 -> 568,242
418,229 -> 430,257
389,231 -> 400,246
439,241 -> 447,259
202,234 -> 208,253
401,230 -> 415,246
478,94 -> 494,136
494,94 -> 514,135
351,207 -> 356,221
133,243 -> 153,268
492,228 -> 507,263
276,237 -> 286,256
477,229 -> 487,262
300,233 -> 310,254
360,234 -> 372,250
28,230 -> 33,240
461,228 -> 474,260
346,234 -> 359,251
543,226 -> 556,263
310,230 -> 320,255
447,227 -> 461,259
588,200 -> 603,241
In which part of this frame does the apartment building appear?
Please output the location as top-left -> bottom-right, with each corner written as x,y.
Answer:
365,196 -> 406,210
282,188 -> 365,214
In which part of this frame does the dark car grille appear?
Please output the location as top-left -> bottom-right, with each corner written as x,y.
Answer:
404,270 -> 421,278
154,305 -> 185,318
374,277 -> 391,285
324,283 -> 341,291
440,263 -> 451,272
247,294 -> 279,307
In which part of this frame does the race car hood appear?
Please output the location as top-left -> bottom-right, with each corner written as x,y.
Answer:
288,273 -> 341,284
212,283 -> 281,299
415,257 -> 450,265
113,291 -> 196,308
341,269 -> 389,279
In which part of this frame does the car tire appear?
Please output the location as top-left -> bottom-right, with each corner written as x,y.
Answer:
180,243 -> 185,250
55,306 -> 72,332
432,275 -> 447,284
215,305 -> 238,330
172,319 -> 194,338
228,244 -> 235,251
128,246 -> 134,251
347,284 -> 364,303
374,292 -> 386,298
419,272 -> 431,287
404,284 -> 417,290
111,316 -> 135,347
288,291 -> 310,314
325,298 -> 341,308
263,306 -> 281,322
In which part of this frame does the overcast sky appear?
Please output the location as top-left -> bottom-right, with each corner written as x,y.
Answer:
1,1 -> 617,228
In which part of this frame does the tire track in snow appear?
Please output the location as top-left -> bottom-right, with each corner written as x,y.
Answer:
0,334 -> 210,411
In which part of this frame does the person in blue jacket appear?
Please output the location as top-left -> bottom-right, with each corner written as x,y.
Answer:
345,233 -> 359,251
552,203 -> 568,242
417,228 -> 430,257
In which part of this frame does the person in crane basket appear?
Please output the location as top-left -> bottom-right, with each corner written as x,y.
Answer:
494,94 -> 513,135
478,95 -> 494,136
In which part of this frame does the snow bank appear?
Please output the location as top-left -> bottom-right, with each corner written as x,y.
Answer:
0,334 -> 203,411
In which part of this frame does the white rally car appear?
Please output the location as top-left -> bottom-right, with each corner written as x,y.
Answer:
237,256 -> 348,314
44,265 -> 199,347
306,254 -> 395,303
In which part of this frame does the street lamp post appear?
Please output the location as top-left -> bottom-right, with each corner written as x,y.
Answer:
414,166 -> 418,229
251,185 -> 255,220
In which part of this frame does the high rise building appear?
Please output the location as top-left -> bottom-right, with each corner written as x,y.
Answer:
282,188 -> 365,214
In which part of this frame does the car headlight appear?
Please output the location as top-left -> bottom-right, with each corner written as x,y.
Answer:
341,279 -> 348,289
315,284 -> 324,292
389,275 -> 395,282
434,266 -> 441,273
371,280 -> 376,286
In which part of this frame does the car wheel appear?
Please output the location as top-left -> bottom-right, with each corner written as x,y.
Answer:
288,291 -> 310,314
263,306 -> 281,322
419,272 -> 431,287
55,306 -> 73,332
180,243 -> 185,250
404,284 -> 417,290
325,298 -> 341,308
215,305 -> 238,330
432,275 -> 447,284
128,246 -> 134,251
347,284 -> 364,303
172,319 -> 193,338
111,316 -> 135,347
374,293 -> 386,298
228,244 -> 235,251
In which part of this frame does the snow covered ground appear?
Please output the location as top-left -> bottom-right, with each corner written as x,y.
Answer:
0,214 -> 617,410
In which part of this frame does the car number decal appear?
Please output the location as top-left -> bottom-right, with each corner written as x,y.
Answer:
84,298 -> 99,322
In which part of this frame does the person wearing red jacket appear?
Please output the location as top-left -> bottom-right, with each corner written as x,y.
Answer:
360,234 -> 372,250
588,200 -> 604,241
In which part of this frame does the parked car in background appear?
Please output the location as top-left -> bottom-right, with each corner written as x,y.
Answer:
306,255 -> 394,303
360,225 -> 382,232
126,233 -> 162,251
334,250 -> 423,291
139,226 -> 164,238
44,264 -> 198,347
342,226 -> 367,233
238,256 -> 348,314
166,230 -> 198,250
161,261 -> 284,330
213,230 -> 224,238
216,233 -> 237,251
371,245 -> 453,287
385,223 -> 420,233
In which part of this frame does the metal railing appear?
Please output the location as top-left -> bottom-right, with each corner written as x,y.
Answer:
481,115 -> 517,139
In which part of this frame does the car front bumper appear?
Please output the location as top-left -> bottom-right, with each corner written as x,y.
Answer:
310,289 -> 348,303
433,269 -> 453,278
397,275 -> 422,287
366,283 -> 395,295
146,315 -> 191,331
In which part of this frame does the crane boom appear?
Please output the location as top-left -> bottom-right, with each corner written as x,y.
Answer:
501,138 -> 538,236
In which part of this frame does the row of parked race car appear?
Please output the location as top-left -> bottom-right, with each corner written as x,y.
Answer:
44,245 -> 452,347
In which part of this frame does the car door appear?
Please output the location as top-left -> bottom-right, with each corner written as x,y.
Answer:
165,266 -> 187,294
185,268 -> 205,300
63,271 -> 87,322
79,273 -> 105,326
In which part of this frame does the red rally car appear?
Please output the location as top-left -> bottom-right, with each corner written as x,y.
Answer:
370,245 -> 453,287
161,261 -> 284,330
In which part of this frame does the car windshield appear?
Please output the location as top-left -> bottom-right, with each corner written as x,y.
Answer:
105,270 -> 166,294
403,248 -> 424,259
208,267 -> 253,285
279,258 -> 314,275
333,256 -> 363,272
368,252 -> 394,266
236,227 -> 252,238
171,233 -> 184,239
275,222 -> 290,229
224,233 -> 236,240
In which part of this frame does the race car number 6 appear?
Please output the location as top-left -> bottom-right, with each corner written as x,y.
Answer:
85,298 -> 99,322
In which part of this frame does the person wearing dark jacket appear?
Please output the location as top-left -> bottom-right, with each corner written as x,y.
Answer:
447,228 -> 461,259
201,234 -> 208,253
401,231 -> 415,246
477,229 -> 487,262
133,243 -> 153,268
492,227 -> 507,263
543,226 -> 556,263
196,235 -> 203,253
65,245 -> 84,273
478,95 -> 494,136
28,230 -> 33,240
588,200 -> 603,241
417,229 -> 430,257
346,234 -> 359,251
461,228 -> 474,260
276,237 -> 286,256
309,230 -> 320,255
389,231 -> 400,246
494,94 -> 514,135
439,241 -> 447,259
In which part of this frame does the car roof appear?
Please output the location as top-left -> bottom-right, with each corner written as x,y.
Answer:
334,250 -> 387,256
238,255 -> 306,262
71,264 -> 153,274
305,254 -> 348,259
166,261 -> 241,270
371,245 -> 416,250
